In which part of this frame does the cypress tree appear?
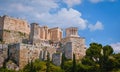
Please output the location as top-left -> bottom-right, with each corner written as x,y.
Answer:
30,60 -> 36,72
61,53 -> 65,69
72,54 -> 76,72
46,52 -> 50,72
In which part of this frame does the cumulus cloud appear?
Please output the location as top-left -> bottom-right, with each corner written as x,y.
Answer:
110,42 -> 120,53
3,0 -> 87,29
88,21 -> 103,31
37,8 -> 87,29
89,0 -> 116,3
8,0 -> 58,13
62,0 -> 82,7
0,0 -> 94,30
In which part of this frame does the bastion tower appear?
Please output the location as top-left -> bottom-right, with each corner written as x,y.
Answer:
62,27 -> 86,60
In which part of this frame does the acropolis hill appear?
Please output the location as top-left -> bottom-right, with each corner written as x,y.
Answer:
0,15 -> 86,70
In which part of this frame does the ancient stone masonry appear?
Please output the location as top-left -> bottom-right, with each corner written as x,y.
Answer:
0,15 -> 86,70
66,27 -> 79,37
61,27 -> 86,60
8,42 -> 56,69
0,15 -> 30,43
0,15 -> 30,34
30,23 -> 62,44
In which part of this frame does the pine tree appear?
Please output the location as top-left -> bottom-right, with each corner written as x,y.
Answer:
72,54 -> 76,72
46,52 -> 50,72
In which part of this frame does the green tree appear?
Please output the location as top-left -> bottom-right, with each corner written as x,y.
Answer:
103,45 -> 113,57
23,60 -> 36,72
23,59 -> 46,72
86,43 -> 102,63
82,42 -> 115,72
64,60 -> 72,72
61,53 -> 65,69
100,45 -> 114,71
113,53 -> 120,67
0,67 -> 16,72
72,54 -> 76,72
50,63 -> 65,72
46,52 -> 50,72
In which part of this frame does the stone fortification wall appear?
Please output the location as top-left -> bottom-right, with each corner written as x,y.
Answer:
72,38 -> 86,59
0,15 -> 30,43
3,15 -> 30,34
8,43 -> 42,69
19,43 -> 42,69
62,37 -> 86,60
40,45 -> 56,60
61,37 -> 85,44
2,30 -> 29,44
46,47 -> 56,60
8,43 -> 56,69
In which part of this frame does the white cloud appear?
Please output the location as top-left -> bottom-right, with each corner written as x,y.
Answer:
37,8 -> 87,29
8,0 -> 59,13
9,3 -> 34,12
0,0 -> 87,30
89,0 -> 103,3
63,0 -> 82,7
110,42 -> 120,53
88,21 -> 103,31
89,0 -> 116,3
30,0 -> 59,12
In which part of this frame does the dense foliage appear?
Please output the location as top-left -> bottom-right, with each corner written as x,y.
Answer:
21,59 -> 64,72
81,43 -> 120,72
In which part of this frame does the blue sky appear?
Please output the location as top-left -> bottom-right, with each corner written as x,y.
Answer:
0,0 -> 120,53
